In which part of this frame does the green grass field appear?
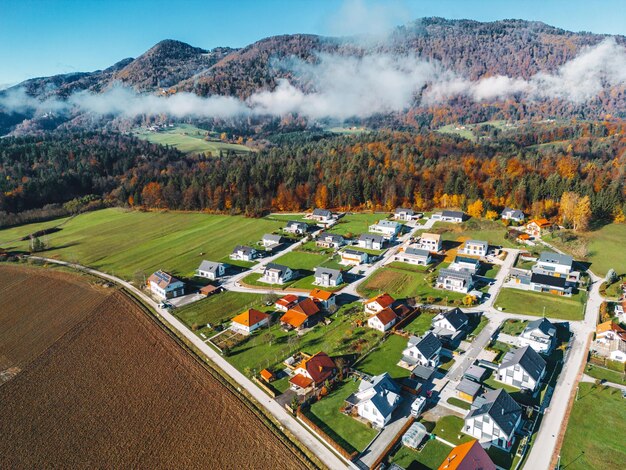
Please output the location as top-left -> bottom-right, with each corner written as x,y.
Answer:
446,397 -> 471,410
436,120 -> 513,142
0,208 -> 283,279
390,440 -> 453,470
328,213 -> 389,237
433,415 -> 473,445
355,334 -> 411,379
494,288 -> 585,320
174,291 -> 263,331
403,312 -> 436,336
584,363 -> 626,384
132,123 -> 252,156
437,219 -> 517,249
306,380 -> 377,454
560,383 -> 626,470
500,319 -> 528,336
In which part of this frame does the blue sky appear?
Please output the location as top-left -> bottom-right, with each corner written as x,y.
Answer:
1,0 -> 625,87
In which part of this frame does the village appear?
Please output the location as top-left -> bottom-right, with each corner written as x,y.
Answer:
136,206 -> 622,470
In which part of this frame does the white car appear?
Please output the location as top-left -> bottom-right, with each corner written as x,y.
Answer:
411,396 -> 426,417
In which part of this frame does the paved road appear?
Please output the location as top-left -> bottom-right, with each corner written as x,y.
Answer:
32,256 -> 347,470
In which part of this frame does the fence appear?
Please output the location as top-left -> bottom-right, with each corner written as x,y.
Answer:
296,407 -> 359,462
370,416 -> 415,470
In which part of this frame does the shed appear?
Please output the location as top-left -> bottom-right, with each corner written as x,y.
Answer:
456,378 -> 482,402
402,422 -> 428,449
464,364 -> 487,382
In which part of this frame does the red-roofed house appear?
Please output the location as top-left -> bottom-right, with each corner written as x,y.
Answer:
438,439 -> 496,470
289,352 -> 337,394
275,294 -> 299,312
525,218 -> 553,238
364,293 -> 395,315
367,307 -> 398,332
280,298 -> 321,330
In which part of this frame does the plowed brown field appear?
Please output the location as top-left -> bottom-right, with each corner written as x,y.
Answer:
0,265 -> 307,469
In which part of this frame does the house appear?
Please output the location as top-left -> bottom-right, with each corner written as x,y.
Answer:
367,307 -> 398,332
592,321 -> 626,362
419,232 -> 443,252
496,346 -> 546,392
369,220 -> 402,239
431,210 -> 466,223
280,298 -> 322,330
394,207 -> 415,221
260,369 -> 275,383
309,289 -> 336,310
450,255 -> 481,274
364,293 -> 395,315
345,373 -> 401,427
341,249 -> 369,266
463,388 -> 522,451
231,308 -> 270,335
461,240 -> 488,257
358,233 -> 386,250
438,439 -> 496,470
260,263 -> 294,284
456,379 -> 482,403
518,318 -> 557,353
147,270 -> 185,300
230,245 -> 259,262
289,352 -> 336,394
529,273 -> 575,296
285,220 -> 309,235
316,232 -> 345,249
525,218 -> 552,238
196,260 -> 226,280
261,233 -> 284,249
595,321 -> 626,343
432,308 -> 469,344
275,294 -> 299,312
314,267 -> 343,287
395,246 -> 432,266
615,301 -> 626,323
401,332 -> 442,369
311,208 -> 334,223
533,252 -> 575,277
501,208 -> 525,223
437,269 -> 475,294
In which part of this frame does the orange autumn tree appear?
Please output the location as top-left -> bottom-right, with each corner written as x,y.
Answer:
141,182 -> 163,208
467,199 -> 485,218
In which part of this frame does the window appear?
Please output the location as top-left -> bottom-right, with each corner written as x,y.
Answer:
514,365 -> 520,372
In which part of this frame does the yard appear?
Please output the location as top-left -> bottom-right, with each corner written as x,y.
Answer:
560,383 -> 626,470
265,250 -> 347,291
402,312 -> 437,336
305,380 -> 377,454
432,415 -> 473,445
389,439 -> 453,470
494,288 -> 585,320
500,319 -> 528,336
328,212 -> 388,237
0,208 -> 284,280
584,363 -> 626,384
436,218 -> 517,249
355,334 -> 411,379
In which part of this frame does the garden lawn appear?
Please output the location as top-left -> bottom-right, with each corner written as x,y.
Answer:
584,363 -> 626,384
403,312 -> 436,336
446,397 -> 471,410
432,415 -> 473,445
173,291 -> 264,330
467,315 -> 489,339
560,383 -> 626,470
328,213 -> 388,237
306,380 -> 377,454
437,219 -> 517,248
494,288 -> 585,320
500,319 -> 528,336
356,334 -> 411,379
0,208 -> 283,280
390,440 -> 453,470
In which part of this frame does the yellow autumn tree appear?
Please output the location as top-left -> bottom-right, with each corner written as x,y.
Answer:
572,195 -> 592,232
485,210 -> 499,220
467,199 -> 484,218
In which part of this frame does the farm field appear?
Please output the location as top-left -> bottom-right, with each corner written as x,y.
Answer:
132,123 -> 252,156
560,383 -> 626,470
0,208 -> 283,279
0,265 -> 306,469
494,288 -> 585,320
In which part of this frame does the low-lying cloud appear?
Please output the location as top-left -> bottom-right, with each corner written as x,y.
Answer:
1,38 -> 626,122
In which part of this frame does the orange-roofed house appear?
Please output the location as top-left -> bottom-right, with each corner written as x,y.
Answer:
438,439 -> 496,470
309,288 -> 336,310
260,369 -> 275,383
289,352 -> 337,394
275,294 -> 299,312
364,293 -> 395,315
525,218 -> 553,238
367,307 -> 397,332
280,298 -> 321,330
231,309 -> 270,335
596,321 -> 626,342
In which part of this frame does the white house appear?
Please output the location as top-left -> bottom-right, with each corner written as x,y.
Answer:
367,308 -> 398,332
285,220 -> 309,235
261,233 -> 284,249
364,293 -> 395,315
449,255 -> 481,274
196,260 -> 225,280
230,245 -> 259,262
316,232 -> 345,249
615,301 -> 626,324
340,249 -> 369,266
395,246 -> 431,266
461,240 -> 488,257
496,346 -> 546,392
368,220 -> 402,239
311,208 -> 334,223
518,318 -> 556,353
313,267 -> 343,287
231,308 -> 270,335
346,373 -> 401,428
419,233 -> 442,252
358,233 -> 386,250
533,252 -> 575,277
431,210 -> 465,223
464,389 -> 522,451
148,270 -> 185,300
501,207 -> 525,223
432,308 -> 469,343
401,332 -> 442,368
309,289 -> 336,310
437,269 -> 474,294
260,263 -> 294,284
394,207 -> 415,221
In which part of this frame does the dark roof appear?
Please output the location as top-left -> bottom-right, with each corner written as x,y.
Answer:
500,345 -> 547,381
198,260 -> 222,273
502,207 -> 524,218
438,308 -> 469,331
467,389 -> 522,436
525,318 -> 556,337
530,272 -> 568,289
233,245 -> 255,254
456,378 -> 481,396
538,251 -> 573,267
438,268 -> 474,283
464,364 -> 487,381
314,266 -> 342,280
264,263 -> 291,274
442,210 -> 465,219
404,247 -> 431,257
412,365 -> 435,381
313,208 -> 332,217
263,233 -> 283,242
318,232 -> 344,242
395,207 -> 414,214
343,248 -> 367,256
359,233 -> 385,243
287,220 -> 308,228
410,332 -> 442,359
454,255 -> 480,266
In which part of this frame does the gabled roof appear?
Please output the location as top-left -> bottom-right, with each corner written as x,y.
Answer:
502,207 -> 524,217
525,317 -> 556,337
276,294 -> 299,308
199,284 -> 220,295
309,288 -> 333,301
318,232 -> 344,242
530,272 -> 568,288
366,293 -> 395,309
291,298 -> 320,316
528,218 -> 551,228
442,210 -> 465,218
404,247 -> 431,257
232,244 -> 256,254
289,373 -> 314,389
500,345 -> 546,381
260,369 -> 274,381
538,251 -> 573,267
438,439 -> 496,470
374,307 -> 398,326
287,220 -> 308,228
299,352 -> 336,384
312,208 -> 332,217
263,233 -> 283,243
359,233 -> 385,243
232,309 -> 269,327
354,373 -> 401,419
281,298 -> 321,328
438,268 -> 474,283
264,263 -> 291,274
467,388 -> 522,436
408,332 -> 442,359
148,270 -> 182,289
436,308 -> 469,331
395,207 -> 414,214
314,266 -> 342,281
198,260 -> 223,273
596,321 -> 626,340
